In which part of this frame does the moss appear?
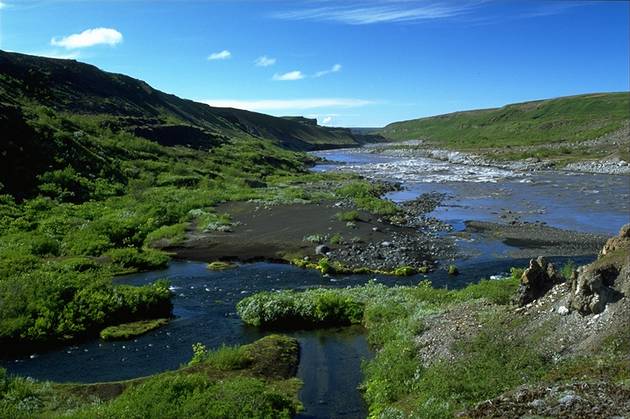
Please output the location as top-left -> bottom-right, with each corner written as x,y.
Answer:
290,257 -> 427,277
99,318 -> 169,341
393,266 -> 416,276
206,261 -> 236,271
448,264 -> 459,275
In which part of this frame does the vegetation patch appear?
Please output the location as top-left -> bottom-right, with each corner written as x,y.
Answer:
0,335 -> 301,418
290,257 -> 420,277
206,261 -> 236,271
335,210 -> 361,222
99,318 -> 170,341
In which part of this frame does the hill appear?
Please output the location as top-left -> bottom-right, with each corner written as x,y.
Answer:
380,93 -> 630,149
0,50 -> 363,151
0,50 -> 373,198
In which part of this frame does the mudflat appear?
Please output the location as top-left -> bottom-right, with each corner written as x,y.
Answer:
167,201 -> 424,264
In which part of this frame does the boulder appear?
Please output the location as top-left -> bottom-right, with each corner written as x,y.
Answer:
513,257 -> 564,306
600,223 -> 630,257
568,224 -> 629,315
569,265 -> 621,315
315,244 -> 330,255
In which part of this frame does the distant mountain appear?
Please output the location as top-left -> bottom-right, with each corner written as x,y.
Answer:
379,93 -> 630,148
0,50 -> 367,151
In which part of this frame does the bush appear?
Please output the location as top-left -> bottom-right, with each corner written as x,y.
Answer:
189,343 -> 252,371
237,288 -> 364,328
144,223 -> 187,247
336,210 -> 360,222
105,247 -> 169,271
561,260 -> 576,279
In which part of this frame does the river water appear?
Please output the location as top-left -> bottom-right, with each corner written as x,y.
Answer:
3,147 -> 629,418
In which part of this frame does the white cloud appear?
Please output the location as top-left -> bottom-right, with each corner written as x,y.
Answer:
272,70 -> 304,81
272,2 -> 478,25
0,1 -> 7,10
207,50 -> 231,60
51,27 -> 123,49
255,55 -> 276,67
200,98 -> 375,111
315,63 -> 342,77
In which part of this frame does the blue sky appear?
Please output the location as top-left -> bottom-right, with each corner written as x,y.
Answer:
0,0 -> 628,127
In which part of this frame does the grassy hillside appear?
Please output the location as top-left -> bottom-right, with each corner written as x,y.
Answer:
0,50 -> 396,354
0,50 -> 361,152
380,93 -> 630,149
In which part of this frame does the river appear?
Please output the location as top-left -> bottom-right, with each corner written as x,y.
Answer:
3,146 -> 629,418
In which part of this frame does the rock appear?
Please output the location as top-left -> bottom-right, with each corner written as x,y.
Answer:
513,256 -> 564,306
557,306 -> 569,315
600,223 -> 630,257
569,269 -> 617,315
381,241 -> 392,247
315,245 -> 330,255
568,225 -> 629,315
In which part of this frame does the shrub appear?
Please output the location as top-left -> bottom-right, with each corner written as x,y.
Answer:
336,210 -> 360,222
236,289 -> 364,328
105,247 -> 169,271
330,233 -> 344,245
144,223 -> 187,247
189,343 -> 252,371
561,260 -> 576,279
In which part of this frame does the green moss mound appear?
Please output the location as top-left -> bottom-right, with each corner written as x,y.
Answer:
99,318 -> 169,341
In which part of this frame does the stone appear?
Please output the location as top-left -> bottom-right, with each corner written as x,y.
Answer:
513,256 -> 564,306
557,306 -> 569,315
569,264 -> 621,315
600,223 -> 630,257
315,244 -> 330,255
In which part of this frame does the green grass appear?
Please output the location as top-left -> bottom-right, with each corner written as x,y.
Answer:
336,210 -> 361,222
99,318 -> 170,341
0,335 -> 302,418
237,271 -> 530,417
237,276 -> 520,329
380,92 -> 630,154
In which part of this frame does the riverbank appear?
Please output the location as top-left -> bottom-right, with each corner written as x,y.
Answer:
237,225 -> 630,417
359,122 -> 630,175
0,335 -> 302,418
163,197 -> 607,274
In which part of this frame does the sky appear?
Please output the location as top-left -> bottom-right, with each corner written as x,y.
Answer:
0,0 -> 628,127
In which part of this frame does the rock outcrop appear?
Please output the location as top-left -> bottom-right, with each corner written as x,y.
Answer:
513,256 -> 564,306
568,224 -> 629,315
